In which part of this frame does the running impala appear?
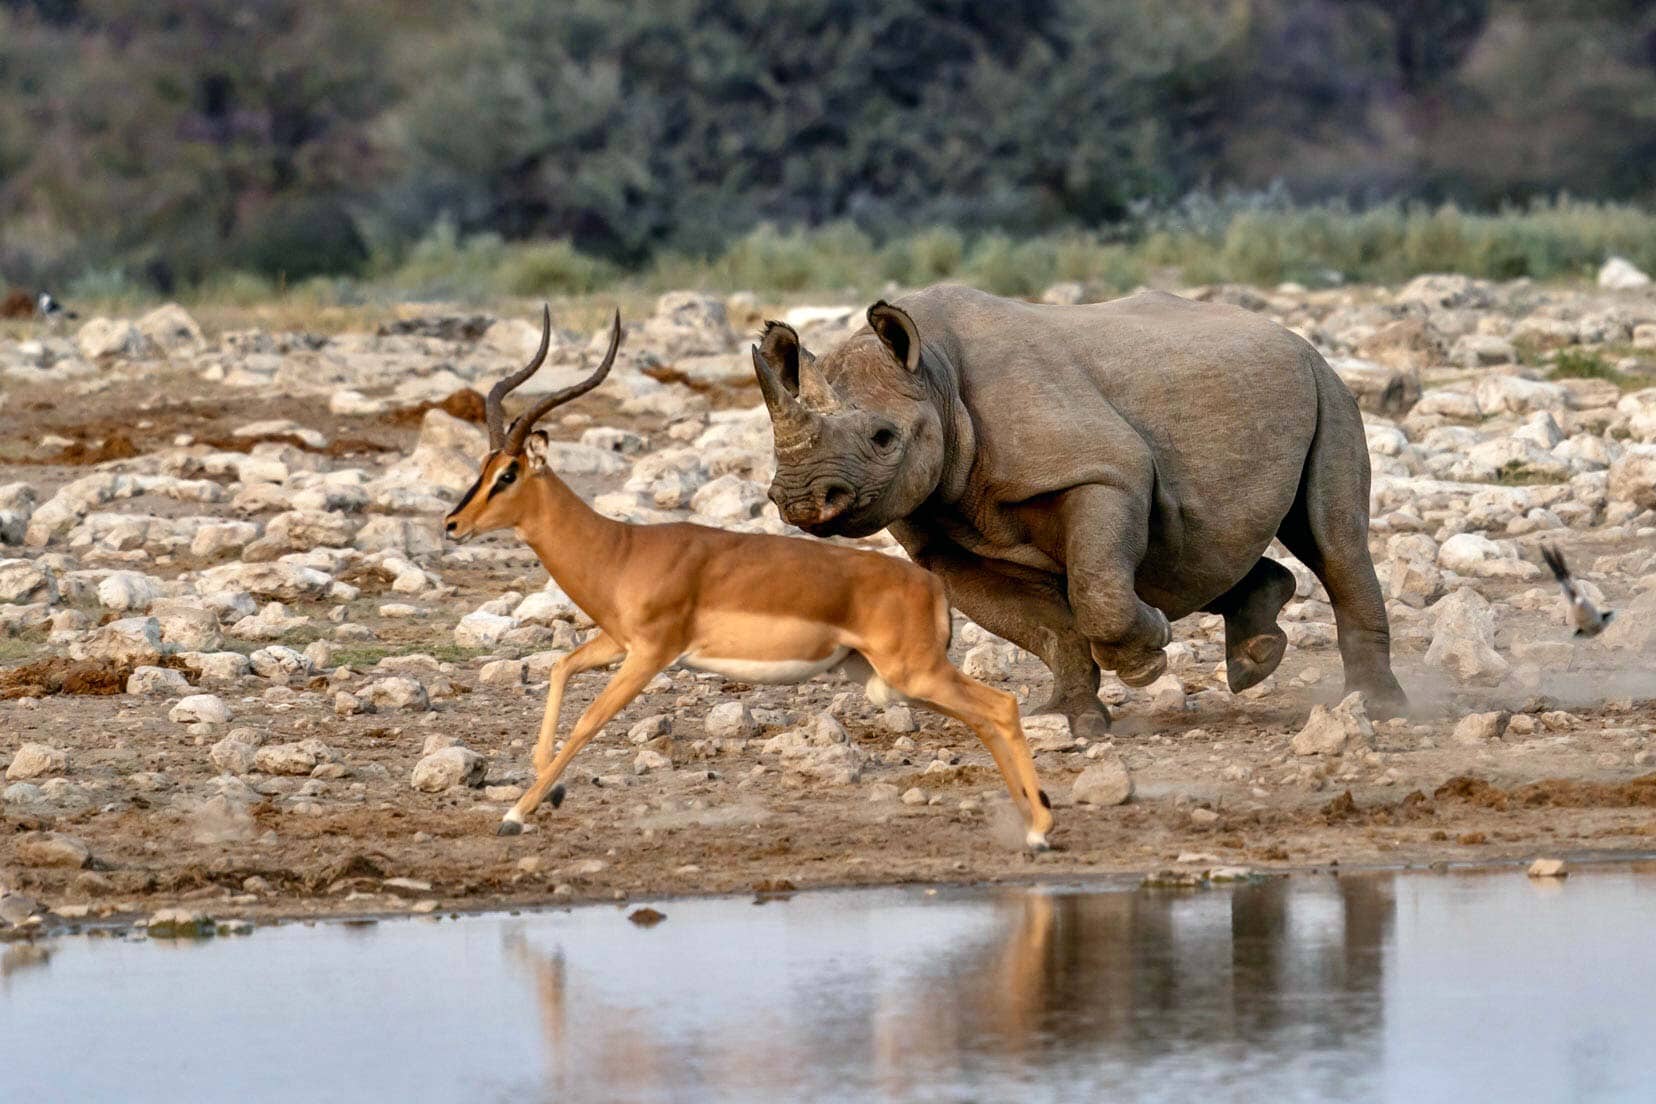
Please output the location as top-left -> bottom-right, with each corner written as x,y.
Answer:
443,306 -> 1054,849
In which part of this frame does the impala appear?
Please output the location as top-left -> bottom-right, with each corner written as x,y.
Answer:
444,307 -> 1054,849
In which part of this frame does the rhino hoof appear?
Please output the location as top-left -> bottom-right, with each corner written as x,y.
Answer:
1114,650 -> 1167,688
1226,630 -> 1288,693
1071,712 -> 1112,742
1360,683 -> 1411,721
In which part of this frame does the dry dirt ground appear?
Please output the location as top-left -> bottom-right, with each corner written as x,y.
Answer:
3,290 -> 1656,936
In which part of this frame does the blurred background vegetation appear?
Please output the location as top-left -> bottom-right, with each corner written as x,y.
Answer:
2,0 -> 1654,301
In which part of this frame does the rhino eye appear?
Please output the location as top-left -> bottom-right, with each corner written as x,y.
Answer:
871,428 -> 897,450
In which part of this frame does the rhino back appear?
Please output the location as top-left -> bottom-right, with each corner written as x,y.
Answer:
898,286 -> 1327,602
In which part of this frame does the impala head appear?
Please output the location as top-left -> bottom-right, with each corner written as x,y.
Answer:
444,305 -> 622,541
754,301 -> 947,537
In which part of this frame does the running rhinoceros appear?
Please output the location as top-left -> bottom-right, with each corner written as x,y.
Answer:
751,285 -> 1406,738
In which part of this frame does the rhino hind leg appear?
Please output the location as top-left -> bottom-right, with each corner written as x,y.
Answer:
1034,642 -> 1111,741
1277,433 -> 1409,718
1206,558 -> 1297,693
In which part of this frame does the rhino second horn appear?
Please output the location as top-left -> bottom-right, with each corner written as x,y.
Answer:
796,355 -> 845,413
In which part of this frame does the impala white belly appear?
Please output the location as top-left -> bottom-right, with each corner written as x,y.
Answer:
682,647 -> 851,685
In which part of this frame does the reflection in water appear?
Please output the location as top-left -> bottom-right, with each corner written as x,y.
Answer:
511,877 -> 1399,1102
3,867 -> 1655,1103
1,942 -> 52,984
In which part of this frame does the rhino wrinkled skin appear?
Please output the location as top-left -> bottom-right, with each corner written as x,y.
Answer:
753,285 -> 1407,737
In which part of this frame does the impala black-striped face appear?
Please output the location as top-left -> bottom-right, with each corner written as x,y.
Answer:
444,446 -> 534,541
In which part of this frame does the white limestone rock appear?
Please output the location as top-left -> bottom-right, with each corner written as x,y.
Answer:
6,743 -> 68,781
0,559 -> 55,604
1425,588 -> 1509,686
199,561 -> 333,602
1436,533 -> 1538,580
363,677 -> 430,712
230,601 -> 311,641
150,602 -> 227,652
690,475 -> 768,522
454,611 -> 518,648
704,701 -> 758,739
247,645 -> 312,680
410,747 -> 486,792
210,734 -> 258,777
1071,753 -> 1133,805
1451,710 -> 1510,746
96,571 -> 166,612
69,617 -> 165,666
135,303 -> 205,353
513,584 -> 580,625
76,317 -> 154,360
126,666 -> 190,696
172,694 -> 233,725
1291,692 -> 1373,755
1598,256 -> 1652,290
1607,446 -> 1656,510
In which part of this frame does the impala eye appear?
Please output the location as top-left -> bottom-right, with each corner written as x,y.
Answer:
492,466 -> 518,493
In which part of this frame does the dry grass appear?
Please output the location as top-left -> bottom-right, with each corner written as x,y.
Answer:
11,200 -> 1655,332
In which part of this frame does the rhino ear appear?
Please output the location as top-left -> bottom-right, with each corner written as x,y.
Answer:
868,301 -> 921,373
758,321 -> 807,396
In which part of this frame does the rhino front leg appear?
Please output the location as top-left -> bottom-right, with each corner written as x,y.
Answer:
1057,485 -> 1172,688
913,546 -> 1112,739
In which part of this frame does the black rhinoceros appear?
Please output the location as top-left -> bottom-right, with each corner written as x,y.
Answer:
751,285 -> 1406,738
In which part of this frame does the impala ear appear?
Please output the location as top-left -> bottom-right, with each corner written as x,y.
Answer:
522,430 -> 550,472
867,301 -> 921,373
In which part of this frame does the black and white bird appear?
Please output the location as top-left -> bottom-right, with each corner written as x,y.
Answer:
1540,544 -> 1613,638
36,292 -> 76,321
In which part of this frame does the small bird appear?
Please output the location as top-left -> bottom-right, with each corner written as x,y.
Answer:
36,291 -> 77,322
1540,543 -> 1613,637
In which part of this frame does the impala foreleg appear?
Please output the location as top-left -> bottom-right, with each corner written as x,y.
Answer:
500,648 -> 671,834
532,631 -> 625,772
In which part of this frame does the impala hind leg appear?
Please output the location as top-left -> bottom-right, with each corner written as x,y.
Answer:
892,661 -> 1054,850
838,651 -> 901,708
531,632 -> 625,772
499,649 -> 670,835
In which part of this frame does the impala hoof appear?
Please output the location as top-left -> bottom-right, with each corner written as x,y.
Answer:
550,784 -> 566,809
496,819 -> 524,837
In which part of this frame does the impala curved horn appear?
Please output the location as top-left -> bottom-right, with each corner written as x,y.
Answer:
485,304 -> 553,450
503,308 -> 623,455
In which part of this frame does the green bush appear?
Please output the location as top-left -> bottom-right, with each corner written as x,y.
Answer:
6,1 -> 1656,290
42,198 -> 1656,307
374,218 -> 509,300
1549,348 -> 1618,382
497,241 -> 619,297
193,270 -> 281,306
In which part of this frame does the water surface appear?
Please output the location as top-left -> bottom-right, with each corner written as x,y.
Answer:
3,863 -> 1654,1103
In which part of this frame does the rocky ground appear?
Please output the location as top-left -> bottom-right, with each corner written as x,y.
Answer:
4,272 -> 1656,937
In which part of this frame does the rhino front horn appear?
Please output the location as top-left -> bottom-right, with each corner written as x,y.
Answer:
752,346 -> 819,447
